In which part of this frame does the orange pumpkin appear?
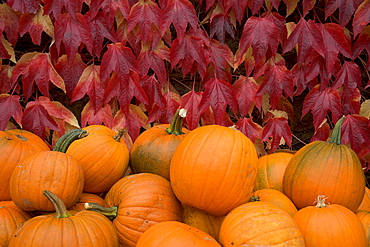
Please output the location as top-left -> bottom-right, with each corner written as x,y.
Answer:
8,190 -> 119,246
357,211 -> 370,245
254,152 -> 294,192
0,201 -> 32,247
283,117 -> 365,212
293,195 -> 366,246
358,187 -> 370,212
130,108 -> 190,180
250,189 -> 298,216
0,129 -> 50,201
170,125 -> 258,216
68,193 -> 106,211
87,173 -> 183,247
66,125 -> 130,193
136,221 -> 222,247
219,201 -> 304,246
9,129 -> 85,212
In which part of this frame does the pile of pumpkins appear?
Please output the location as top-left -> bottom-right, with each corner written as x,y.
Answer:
1,108 -> 369,246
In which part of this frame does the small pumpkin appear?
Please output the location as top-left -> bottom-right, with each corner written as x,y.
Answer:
66,125 -> 130,193
8,190 -> 119,246
0,129 -> 50,201
283,117 -> 366,212
68,193 -> 106,211
356,211 -> 370,245
130,108 -> 190,180
170,125 -> 258,216
358,187 -> 370,212
0,201 -> 32,247
136,221 -> 222,247
219,201 -> 305,246
9,129 -> 85,212
293,195 -> 366,246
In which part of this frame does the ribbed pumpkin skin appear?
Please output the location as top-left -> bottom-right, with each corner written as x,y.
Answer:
136,221 -> 222,247
0,129 -> 50,201
105,173 -> 183,247
130,123 -> 190,180
66,125 -> 130,193
68,193 -> 106,211
250,189 -> 298,217
294,201 -> 366,246
358,187 -> 370,212
283,141 -> 365,212
170,125 -> 258,216
9,151 -> 84,211
0,201 -> 32,247
8,210 -> 119,246
356,211 -> 370,245
255,152 -> 294,192
219,201 -> 305,246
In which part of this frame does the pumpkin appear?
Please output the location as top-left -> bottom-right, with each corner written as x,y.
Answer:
8,190 -> 119,246
68,193 -> 106,211
170,125 -> 258,216
130,108 -> 190,180
219,201 -> 305,246
9,129 -> 85,212
182,204 -> 225,242
358,187 -> 370,212
357,211 -> 370,245
283,117 -> 365,212
254,152 -> 294,192
66,125 -> 130,193
0,129 -> 50,201
293,195 -> 366,246
136,221 -> 221,247
86,173 -> 183,247
0,201 -> 32,247
250,188 -> 298,216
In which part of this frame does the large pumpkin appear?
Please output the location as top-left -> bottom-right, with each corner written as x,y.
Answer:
219,201 -> 305,246
8,190 -> 119,246
170,125 -> 258,216
9,129 -> 85,212
66,125 -> 130,193
358,187 -> 370,212
283,117 -> 365,212
357,211 -> 370,245
136,221 -> 221,247
293,195 -> 366,246
130,108 -> 190,180
0,129 -> 50,201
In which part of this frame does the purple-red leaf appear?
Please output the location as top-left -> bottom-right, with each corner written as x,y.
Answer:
332,61 -> 362,90
261,117 -> 292,153
140,75 -> 166,110
43,0 -> 84,20
0,4 -> 19,45
233,76 -> 260,117
235,117 -> 262,143
210,13 -> 235,44
353,0 -> 370,37
353,25 -> 370,58
310,120 -> 330,142
0,94 -> 22,130
0,64 -> 13,94
324,0 -> 363,27
180,90 -> 202,130
6,0 -> 40,14
81,102 -> 114,128
339,87 -> 361,115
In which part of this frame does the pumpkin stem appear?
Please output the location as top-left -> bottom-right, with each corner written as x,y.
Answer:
113,129 -> 125,142
42,190 -> 72,218
166,108 -> 187,135
314,195 -> 328,208
329,116 -> 345,145
84,202 -> 118,220
53,129 -> 88,153
249,196 -> 260,202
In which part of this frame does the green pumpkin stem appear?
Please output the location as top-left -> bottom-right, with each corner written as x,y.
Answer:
329,116 -> 345,145
166,108 -> 187,135
84,202 -> 118,220
53,129 -> 88,153
42,190 -> 72,218
113,129 -> 125,142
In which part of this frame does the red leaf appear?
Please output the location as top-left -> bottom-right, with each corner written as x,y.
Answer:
239,16 -> 280,64
324,0 -> 363,27
341,115 -> 370,159
339,87 -> 361,115
72,65 -> 105,113
235,117 -> 262,143
303,0 -> 316,16
160,91 -> 181,124
140,75 -> 166,110
18,8 -> 54,46
233,76 -> 260,117
353,0 -> 370,37
81,102 -> 114,128
0,64 -> 13,93
332,61 -> 362,90
54,13 -> 93,60
206,39 -> 234,80
198,78 -> 238,125
302,84 -> 342,129
21,99 -> 60,139
170,33 -> 208,78
210,13 -> 235,45
0,94 -> 22,130
0,4 -> 19,45
12,52 -> 66,100
6,0 -> 40,13
248,0 -> 265,15
283,18 -> 325,64
43,0 -> 84,20
261,117 -> 292,153
88,0 -> 131,22
310,119 -> 330,142
353,25 -> 370,58
160,0 -> 199,42
100,42 -> 140,83
263,12 -> 288,46
180,90 -> 202,130
0,35 -> 12,60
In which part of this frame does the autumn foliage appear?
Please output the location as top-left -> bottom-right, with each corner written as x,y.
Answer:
0,0 -> 369,164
